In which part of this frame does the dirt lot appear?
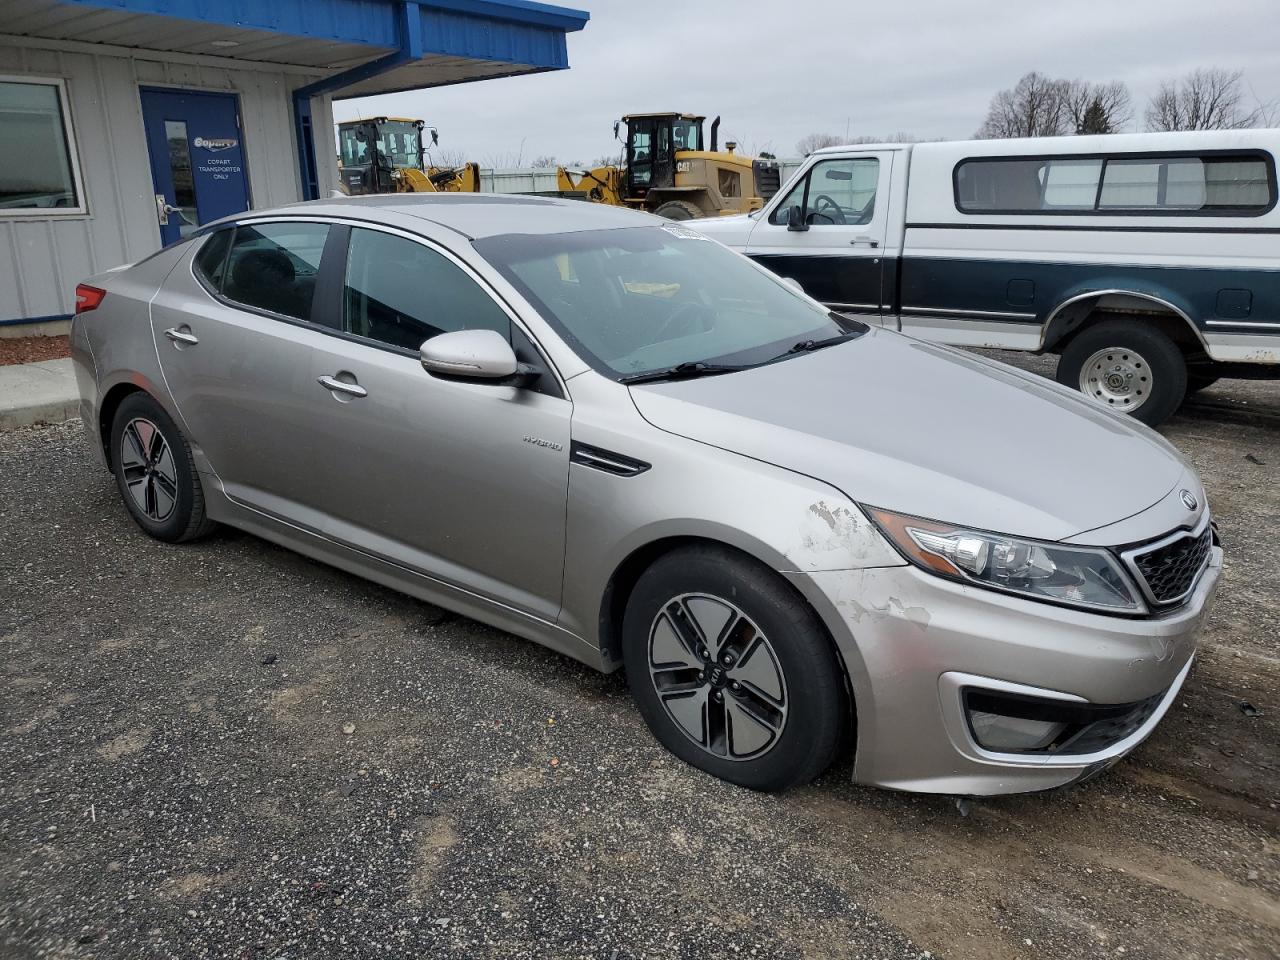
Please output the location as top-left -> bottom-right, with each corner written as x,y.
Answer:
0,335 -> 70,367
1,358 -> 1277,960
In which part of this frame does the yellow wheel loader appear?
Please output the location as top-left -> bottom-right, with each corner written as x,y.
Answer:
336,117 -> 480,195
556,113 -> 781,219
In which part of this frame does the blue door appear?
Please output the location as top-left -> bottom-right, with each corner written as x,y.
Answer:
140,88 -> 251,246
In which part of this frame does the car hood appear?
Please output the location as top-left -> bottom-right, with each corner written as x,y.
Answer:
628,328 -> 1190,542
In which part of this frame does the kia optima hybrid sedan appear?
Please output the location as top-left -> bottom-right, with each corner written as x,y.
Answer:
71,195 -> 1222,795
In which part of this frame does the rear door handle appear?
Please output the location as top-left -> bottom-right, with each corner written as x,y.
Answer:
317,375 -> 368,399
163,327 -> 199,345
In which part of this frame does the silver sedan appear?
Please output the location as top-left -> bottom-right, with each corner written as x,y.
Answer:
70,195 -> 1221,795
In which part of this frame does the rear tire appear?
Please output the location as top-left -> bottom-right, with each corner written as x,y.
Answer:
110,392 -> 215,543
652,199 -> 703,221
622,545 -> 847,792
1056,319 -> 1187,427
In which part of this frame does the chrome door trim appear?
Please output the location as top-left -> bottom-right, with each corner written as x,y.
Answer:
1204,319 -> 1280,329
900,305 -> 1037,321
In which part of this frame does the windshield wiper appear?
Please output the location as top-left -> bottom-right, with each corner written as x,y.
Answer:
777,332 -> 860,358
619,361 -> 748,385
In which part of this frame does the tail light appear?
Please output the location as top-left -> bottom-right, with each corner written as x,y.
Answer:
75,284 -> 106,314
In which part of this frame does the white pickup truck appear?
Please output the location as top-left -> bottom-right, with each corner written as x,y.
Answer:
691,130 -> 1280,426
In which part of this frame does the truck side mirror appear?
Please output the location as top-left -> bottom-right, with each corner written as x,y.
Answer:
786,204 -> 809,232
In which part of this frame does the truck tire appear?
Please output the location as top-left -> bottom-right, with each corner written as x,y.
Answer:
1056,319 -> 1187,427
652,200 -> 703,221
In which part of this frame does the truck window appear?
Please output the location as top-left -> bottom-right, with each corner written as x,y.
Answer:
1098,156 -> 1271,212
956,152 -> 1274,215
769,158 -> 879,227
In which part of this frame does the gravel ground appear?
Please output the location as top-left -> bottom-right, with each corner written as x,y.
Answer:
0,335 -> 70,367
1,358 -> 1277,960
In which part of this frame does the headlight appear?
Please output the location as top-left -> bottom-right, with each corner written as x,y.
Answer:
866,507 -> 1144,614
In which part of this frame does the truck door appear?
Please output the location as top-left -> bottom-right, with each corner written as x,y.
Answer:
745,152 -> 893,324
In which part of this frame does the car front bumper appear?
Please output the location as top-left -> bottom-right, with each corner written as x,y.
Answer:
793,544 -> 1222,795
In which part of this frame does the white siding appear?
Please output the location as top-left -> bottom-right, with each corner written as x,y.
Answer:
0,42 -> 335,324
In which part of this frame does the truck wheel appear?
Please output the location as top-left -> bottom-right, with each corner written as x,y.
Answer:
1056,320 -> 1187,427
652,200 -> 703,221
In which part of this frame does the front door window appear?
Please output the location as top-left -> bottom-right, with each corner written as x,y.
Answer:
770,158 -> 881,227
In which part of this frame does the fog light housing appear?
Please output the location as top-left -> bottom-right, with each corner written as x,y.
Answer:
968,710 -> 1067,752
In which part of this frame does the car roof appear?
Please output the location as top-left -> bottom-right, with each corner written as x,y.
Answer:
232,193 -> 661,239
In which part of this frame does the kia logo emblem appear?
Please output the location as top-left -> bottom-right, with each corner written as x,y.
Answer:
1180,490 -> 1198,511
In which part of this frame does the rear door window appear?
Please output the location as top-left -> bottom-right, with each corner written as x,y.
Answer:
192,228 -> 232,289
221,222 -> 330,322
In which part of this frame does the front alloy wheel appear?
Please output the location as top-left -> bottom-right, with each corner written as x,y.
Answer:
648,594 -> 788,761
623,545 -> 847,791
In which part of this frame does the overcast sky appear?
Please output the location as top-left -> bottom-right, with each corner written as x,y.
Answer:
332,0 -> 1280,166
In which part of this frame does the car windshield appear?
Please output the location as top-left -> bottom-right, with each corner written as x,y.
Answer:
473,225 -> 859,379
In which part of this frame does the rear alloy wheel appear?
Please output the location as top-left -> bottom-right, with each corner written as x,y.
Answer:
623,546 -> 847,791
110,392 -> 215,543
1056,320 -> 1187,427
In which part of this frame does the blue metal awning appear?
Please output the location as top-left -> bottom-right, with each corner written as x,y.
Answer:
6,0 -> 589,199
7,0 -> 588,79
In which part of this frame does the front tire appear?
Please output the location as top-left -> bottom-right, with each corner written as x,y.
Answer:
110,392 -> 215,543
622,545 -> 847,791
1056,319 -> 1187,427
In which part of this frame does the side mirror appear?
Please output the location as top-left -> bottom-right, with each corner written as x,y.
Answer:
780,276 -> 805,294
786,204 -> 809,232
420,329 -> 522,382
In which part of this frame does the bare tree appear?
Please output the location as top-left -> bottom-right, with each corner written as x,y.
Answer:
529,154 -> 560,169
795,132 -> 843,156
1063,79 -> 1132,134
975,72 -> 1070,139
429,148 -> 470,168
1145,68 -> 1270,131
845,132 -> 919,145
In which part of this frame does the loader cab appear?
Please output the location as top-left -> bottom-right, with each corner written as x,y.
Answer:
621,113 -> 704,200
337,117 -> 436,195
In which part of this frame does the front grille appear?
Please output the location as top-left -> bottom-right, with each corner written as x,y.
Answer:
1130,524 -> 1213,605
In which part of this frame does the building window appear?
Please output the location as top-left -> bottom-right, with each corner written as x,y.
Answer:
0,77 -> 86,215
955,152 -> 1275,216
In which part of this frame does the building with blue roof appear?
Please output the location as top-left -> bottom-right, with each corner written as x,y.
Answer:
0,0 -> 589,331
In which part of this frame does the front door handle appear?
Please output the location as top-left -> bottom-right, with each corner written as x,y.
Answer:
317,375 -> 368,399
850,235 -> 880,248
163,327 -> 199,346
